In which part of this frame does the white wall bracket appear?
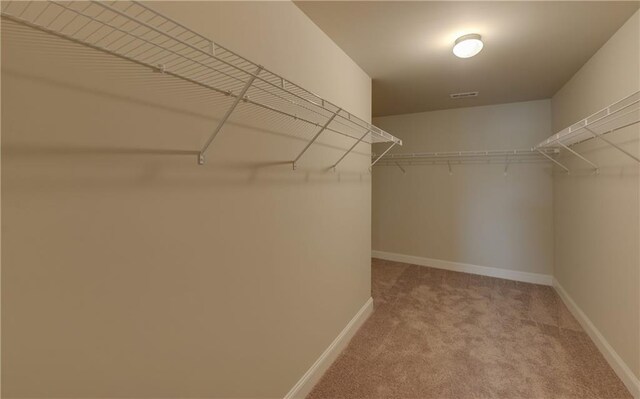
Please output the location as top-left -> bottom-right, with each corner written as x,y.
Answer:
332,130 -> 370,170
558,142 -> 599,174
536,149 -> 570,174
198,65 -> 263,165
370,142 -> 398,169
585,126 -> 640,164
293,109 -> 341,170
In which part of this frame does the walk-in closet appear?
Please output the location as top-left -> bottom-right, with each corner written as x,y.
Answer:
2,1 -> 639,398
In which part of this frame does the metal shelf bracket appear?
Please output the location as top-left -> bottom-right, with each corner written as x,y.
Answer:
504,154 -> 509,175
585,126 -> 640,164
370,142 -> 398,169
198,65 -> 263,165
332,130 -> 370,170
536,149 -> 570,174
558,142 -> 599,174
293,109 -> 341,170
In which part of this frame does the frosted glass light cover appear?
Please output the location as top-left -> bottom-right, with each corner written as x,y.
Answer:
453,34 -> 483,58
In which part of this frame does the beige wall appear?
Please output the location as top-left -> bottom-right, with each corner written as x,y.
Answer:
551,10 -> 640,379
372,100 -> 554,276
1,2 -> 373,397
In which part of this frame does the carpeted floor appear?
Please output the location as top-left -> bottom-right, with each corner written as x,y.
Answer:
307,258 -> 632,399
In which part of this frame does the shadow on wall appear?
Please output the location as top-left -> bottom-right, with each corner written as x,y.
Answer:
2,20 -> 372,189
1,3 -> 375,398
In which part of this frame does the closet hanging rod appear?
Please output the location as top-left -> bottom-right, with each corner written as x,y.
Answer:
372,148 -> 560,175
373,156 -> 558,176
375,159 -> 556,166
377,148 -> 559,161
1,0 -> 401,168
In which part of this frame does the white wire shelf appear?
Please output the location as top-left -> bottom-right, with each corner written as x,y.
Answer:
377,149 -> 558,161
1,0 -> 402,169
371,149 -> 559,174
533,90 -> 639,171
535,91 -> 639,149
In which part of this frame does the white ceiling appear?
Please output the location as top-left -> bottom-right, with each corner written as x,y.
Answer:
295,1 -> 640,116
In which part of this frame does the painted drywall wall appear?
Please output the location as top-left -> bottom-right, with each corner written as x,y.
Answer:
551,10 -> 640,380
1,2 -> 373,397
372,100 -> 554,276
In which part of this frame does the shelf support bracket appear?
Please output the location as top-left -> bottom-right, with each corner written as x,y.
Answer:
504,154 -> 509,176
558,142 -> 599,174
394,161 -> 406,174
537,149 -> 570,173
292,109 -> 341,170
370,141 -> 398,169
447,160 -> 453,175
332,130 -> 370,170
585,126 -> 640,164
198,65 -> 263,165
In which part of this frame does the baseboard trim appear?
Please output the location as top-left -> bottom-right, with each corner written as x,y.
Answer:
372,250 -> 553,286
283,297 -> 374,399
553,278 -> 640,398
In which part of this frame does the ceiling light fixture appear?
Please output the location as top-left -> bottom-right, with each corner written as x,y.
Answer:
453,34 -> 483,58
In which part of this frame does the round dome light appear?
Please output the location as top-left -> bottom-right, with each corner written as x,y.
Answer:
453,34 -> 483,58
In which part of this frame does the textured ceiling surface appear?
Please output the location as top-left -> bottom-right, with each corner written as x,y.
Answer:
296,1 -> 640,116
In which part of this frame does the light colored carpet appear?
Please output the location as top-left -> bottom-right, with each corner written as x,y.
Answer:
307,258 -> 632,399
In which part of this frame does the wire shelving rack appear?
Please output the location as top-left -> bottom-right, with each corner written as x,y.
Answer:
372,149 -> 559,174
533,90 -> 640,173
373,90 -> 640,175
1,0 -> 402,169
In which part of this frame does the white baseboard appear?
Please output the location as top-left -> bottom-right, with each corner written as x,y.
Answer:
553,278 -> 640,398
372,250 -> 552,286
283,297 -> 373,399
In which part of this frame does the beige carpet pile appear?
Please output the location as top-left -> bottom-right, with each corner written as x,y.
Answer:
308,259 -> 631,399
